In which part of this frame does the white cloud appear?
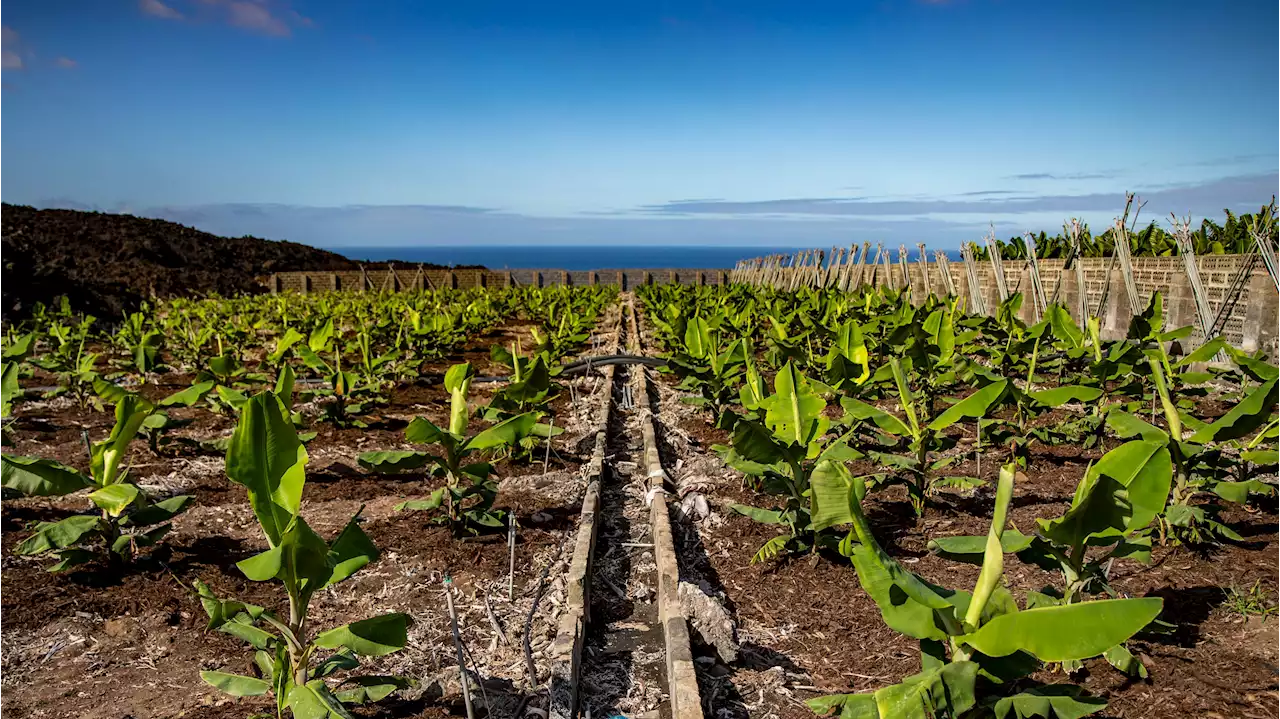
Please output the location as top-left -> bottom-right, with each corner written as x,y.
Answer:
227,1 -> 290,37
0,49 -> 22,70
140,0 -> 184,20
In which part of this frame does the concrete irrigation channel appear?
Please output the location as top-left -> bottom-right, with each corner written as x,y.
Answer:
548,294 -> 705,719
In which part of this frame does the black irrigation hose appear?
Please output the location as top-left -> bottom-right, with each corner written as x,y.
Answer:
471,354 -> 666,384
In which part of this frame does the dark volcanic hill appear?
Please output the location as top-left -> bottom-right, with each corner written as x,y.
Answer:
0,204 -> 460,321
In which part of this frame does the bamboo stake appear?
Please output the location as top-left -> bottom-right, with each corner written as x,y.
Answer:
917,243 -> 931,297
444,578 -> 477,719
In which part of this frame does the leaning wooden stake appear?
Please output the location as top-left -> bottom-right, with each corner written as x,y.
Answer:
508,518 -> 517,600
445,578 -> 477,719
985,227 -> 1010,304
917,242 -> 931,297
1249,196 -> 1280,291
960,242 -> 988,315
1171,214 -> 1227,362
936,251 -> 959,298
1112,193 -> 1145,316
1022,232 -> 1048,321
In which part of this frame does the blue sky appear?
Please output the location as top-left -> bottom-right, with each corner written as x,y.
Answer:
2,0 -> 1276,249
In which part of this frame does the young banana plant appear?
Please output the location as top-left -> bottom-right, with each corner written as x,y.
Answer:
666,315 -> 747,428
716,362 -> 863,561
357,363 -> 538,535
199,392 -> 412,716
1,331 -> 37,428
843,356 -> 1008,517
822,318 -> 871,393
809,463 -> 1163,719
1109,357 -> 1277,545
295,318 -> 382,427
1,393 -> 193,570
30,314 -> 102,409
159,337 -> 270,414
482,342 -> 563,458
928,439 -> 1173,677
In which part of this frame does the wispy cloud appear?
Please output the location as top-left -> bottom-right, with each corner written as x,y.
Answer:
183,0 -> 314,37
1005,171 -> 1117,181
226,1 -> 291,36
140,0 -> 184,21
631,173 -> 1279,218
956,189 -> 1020,197
54,56 -> 77,69
1181,153 -> 1269,168
3,26 -> 25,70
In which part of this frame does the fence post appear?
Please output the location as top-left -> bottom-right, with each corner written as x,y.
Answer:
448,270 -> 457,289
332,273 -> 340,292
617,270 -> 625,289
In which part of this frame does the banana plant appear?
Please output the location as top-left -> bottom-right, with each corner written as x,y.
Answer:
1109,357 -> 1277,545
295,319 -> 383,427
929,440 -> 1173,677
978,323 -> 1103,465
199,392 -> 412,717
2,393 -> 193,570
808,463 -> 1163,719
716,362 -> 863,561
482,342 -> 564,458
822,318 -> 871,393
159,343 -> 269,414
346,318 -> 401,391
842,355 -> 1008,517
357,363 -> 538,535
1,331 -> 37,427
1,360 -> 20,432
664,315 -> 747,428
112,310 -> 165,380
30,314 -> 102,409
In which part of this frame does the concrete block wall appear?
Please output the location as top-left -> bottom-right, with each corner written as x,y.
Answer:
733,253 -> 1278,358
270,266 -> 731,294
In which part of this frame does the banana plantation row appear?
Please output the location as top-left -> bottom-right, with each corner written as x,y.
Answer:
1,279 -> 1276,719
633,281 -> 1276,719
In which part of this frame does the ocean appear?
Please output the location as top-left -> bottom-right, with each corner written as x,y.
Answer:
332,245 -> 815,270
